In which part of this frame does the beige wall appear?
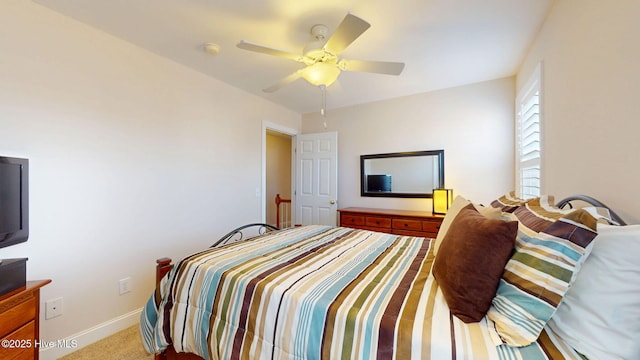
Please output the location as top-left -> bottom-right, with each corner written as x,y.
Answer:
518,0 -> 640,223
302,77 -> 515,211
0,2 -> 300,358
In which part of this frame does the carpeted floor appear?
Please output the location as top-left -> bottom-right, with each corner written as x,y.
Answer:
58,325 -> 152,360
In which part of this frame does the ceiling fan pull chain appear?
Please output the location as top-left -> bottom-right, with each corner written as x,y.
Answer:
320,85 -> 328,128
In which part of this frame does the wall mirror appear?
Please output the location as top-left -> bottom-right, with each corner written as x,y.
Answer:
360,150 -> 444,198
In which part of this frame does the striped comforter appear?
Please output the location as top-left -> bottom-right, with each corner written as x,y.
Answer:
140,225 -> 582,360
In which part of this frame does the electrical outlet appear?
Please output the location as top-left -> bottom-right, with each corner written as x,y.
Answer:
119,277 -> 131,295
45,297 -> 63,319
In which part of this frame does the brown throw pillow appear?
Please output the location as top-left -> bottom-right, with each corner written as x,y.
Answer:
432,203 -> 518,323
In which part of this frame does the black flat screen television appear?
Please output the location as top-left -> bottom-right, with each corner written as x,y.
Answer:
0,156 -> 29,249
367,174 -> 392,192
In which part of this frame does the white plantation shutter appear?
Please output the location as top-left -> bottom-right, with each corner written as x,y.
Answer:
516,64 -> 542,199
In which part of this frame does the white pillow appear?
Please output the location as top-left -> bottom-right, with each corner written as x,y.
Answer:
548,224 -> 640,359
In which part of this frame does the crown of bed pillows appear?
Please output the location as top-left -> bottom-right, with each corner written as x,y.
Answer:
432,192 -> 601,347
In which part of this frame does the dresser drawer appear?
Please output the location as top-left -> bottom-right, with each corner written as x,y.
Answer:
341,214 -> 365,227
365,216 -> 391,229
0,296 -> 36,336
392,218 -> 422,231
422,220 -> 442,234
0,321 -> 36,360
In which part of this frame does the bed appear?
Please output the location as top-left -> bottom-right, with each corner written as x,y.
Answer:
140,194 -> 639,360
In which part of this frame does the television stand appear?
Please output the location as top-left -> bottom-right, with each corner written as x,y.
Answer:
0,258 -> 28,297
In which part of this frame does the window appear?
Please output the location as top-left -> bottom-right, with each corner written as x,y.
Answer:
515,63 -> 542,199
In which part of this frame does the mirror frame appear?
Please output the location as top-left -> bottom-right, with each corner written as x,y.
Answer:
360,150 -> 444,198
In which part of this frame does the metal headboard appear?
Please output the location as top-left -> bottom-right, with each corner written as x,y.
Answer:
211,223 -> 280,248
556,195 -> 627,225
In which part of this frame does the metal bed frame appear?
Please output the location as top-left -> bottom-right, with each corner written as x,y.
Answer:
210,222 -> 280,248
209,195 -> 627,249
557,194 -> 627,225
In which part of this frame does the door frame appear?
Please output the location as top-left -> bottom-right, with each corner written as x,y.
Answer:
262,120 -> 298,225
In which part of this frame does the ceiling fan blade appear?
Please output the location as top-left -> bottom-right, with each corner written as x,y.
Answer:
340,59 -> 405,75
323,14 -> 371,55
262,69 -> 305,93
237,40 -> 306,63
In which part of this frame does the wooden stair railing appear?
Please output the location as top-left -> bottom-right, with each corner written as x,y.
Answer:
275,194 -> 292,228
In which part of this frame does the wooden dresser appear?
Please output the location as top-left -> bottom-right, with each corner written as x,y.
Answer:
0,279 -> 51,360
338,207 -> 444,238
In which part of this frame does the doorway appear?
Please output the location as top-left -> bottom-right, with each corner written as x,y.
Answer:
262,121 -> 297,227
266,129 -> 292,227
261,123 -> 338,227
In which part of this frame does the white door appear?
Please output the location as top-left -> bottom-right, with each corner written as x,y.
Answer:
295,132 -> 338,226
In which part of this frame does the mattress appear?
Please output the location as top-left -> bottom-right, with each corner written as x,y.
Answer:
140,225 -> 581,360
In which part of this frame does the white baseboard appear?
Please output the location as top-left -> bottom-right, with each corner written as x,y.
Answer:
39,308 -> 142,360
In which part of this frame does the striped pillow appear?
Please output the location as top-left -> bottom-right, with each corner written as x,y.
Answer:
513,196 -> 619,232
512,195 -> 573,233
486,209 -> 598,347
491,191 -> 531,213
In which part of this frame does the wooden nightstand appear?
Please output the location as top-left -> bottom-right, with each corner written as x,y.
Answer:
0,279 -> 51,360
338,207 -> 444,238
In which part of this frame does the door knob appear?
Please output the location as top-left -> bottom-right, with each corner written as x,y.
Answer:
329,200 -> 336,205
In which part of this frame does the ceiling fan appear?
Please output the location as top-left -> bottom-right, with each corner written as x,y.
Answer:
237,13 -> 405,93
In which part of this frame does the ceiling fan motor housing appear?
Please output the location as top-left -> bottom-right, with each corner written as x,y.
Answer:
310,24 -> 329,39
304,24 -> 330,58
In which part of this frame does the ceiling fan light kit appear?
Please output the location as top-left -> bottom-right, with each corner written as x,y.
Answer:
302,62 -> 341,87
236,13 -> 405,116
